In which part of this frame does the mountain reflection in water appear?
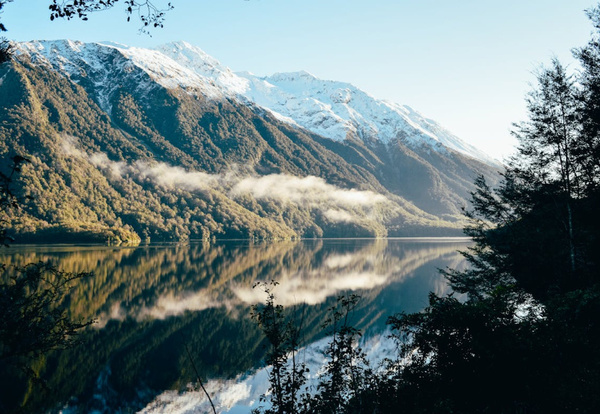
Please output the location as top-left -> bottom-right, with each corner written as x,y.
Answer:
0,238 -> 470,413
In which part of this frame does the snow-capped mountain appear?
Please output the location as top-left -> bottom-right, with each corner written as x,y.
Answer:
16,40 -> 226,113
240,71 -> 497,163
159,42 -> 499,165
16,40 -> 497,166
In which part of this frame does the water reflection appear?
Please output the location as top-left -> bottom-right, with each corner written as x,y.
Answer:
231,239 -> 464,307
0,238 -> 470,413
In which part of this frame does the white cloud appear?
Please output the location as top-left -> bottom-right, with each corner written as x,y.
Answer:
61,135 -> 394,227
230,174 -> 387,208
323,209 -> 355,223
134,161 -> 218,191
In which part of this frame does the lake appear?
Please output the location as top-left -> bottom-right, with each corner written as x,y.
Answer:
0,238 -> 470,413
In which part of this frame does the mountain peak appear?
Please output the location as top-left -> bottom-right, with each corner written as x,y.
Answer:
154,41 -> 222,68
154,41 -> 248,95
15,39 -> 228,114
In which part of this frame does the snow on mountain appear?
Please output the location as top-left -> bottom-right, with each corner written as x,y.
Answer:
15,40 -> 225,113
387,103 -> 497,165
156,41 -> 498,165
154,41 -> 248,95
15,40 -> 497,165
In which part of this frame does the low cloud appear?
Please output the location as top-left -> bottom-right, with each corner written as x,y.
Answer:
230,174 -> 387,208
89,153 -> 127,178
323,209 -> 356,223
134,161 -> 218,191
62,135 -> 218,190
62,135 -> 393,225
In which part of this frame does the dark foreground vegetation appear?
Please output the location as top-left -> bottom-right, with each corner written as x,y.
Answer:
0,157 -> 96,413
251,7 -> 600,414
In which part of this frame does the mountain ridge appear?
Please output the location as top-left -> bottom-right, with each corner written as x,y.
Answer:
17,40 -> 499,165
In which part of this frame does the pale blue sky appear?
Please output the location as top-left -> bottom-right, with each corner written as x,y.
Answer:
2,0 -> 597,158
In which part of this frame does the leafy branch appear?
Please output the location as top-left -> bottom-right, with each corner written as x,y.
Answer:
48,0 -> 174,33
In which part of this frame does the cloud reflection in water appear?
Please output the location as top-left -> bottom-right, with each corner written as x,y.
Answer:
96,239 -> 468,323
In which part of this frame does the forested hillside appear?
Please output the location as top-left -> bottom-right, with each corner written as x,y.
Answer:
0,42 -> 500,242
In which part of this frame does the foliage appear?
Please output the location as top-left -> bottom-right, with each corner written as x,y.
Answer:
0,0 -> 173,33
253,290 -> 379,414
306,294 -> 374,414
379,7 -> 600,413
385,292 -> 542,413
0,36 -> 12,63
451,59 -> 600,301
0,154 -> 28,245
0,156 -> 96,413
0,262 -> 94,362
0,262 -> 94,412
252,281 -> 309,414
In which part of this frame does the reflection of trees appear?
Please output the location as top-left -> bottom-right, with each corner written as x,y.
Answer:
0,240 -> 468,324
0,241 -> 301,321
0,240 -> 469,412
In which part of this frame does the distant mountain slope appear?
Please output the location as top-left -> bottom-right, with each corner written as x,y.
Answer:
0,40 -> 500,243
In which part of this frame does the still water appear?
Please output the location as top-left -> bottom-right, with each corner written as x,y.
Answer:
0,238 -> 470,413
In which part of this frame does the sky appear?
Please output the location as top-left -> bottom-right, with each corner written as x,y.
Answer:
2,0 -> 597,159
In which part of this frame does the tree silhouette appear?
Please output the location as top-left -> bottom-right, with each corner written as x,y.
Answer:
0,36 -> 12,63
382,8 -> 600,412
